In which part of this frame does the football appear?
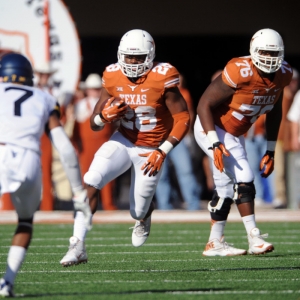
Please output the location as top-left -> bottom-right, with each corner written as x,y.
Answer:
100,97 -> 125,110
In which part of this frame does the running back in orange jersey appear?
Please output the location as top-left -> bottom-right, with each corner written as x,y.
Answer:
213,56 -> 293,137
102,61 -> 180,147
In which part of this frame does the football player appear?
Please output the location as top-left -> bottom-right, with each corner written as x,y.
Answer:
60,29 -> 190,266
194,28 -> 293,256
0,53 -> 91,297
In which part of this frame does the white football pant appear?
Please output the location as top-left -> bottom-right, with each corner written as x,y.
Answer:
0,144 -> 41,219
194,116 -> 254,199
84,131 -> 162,220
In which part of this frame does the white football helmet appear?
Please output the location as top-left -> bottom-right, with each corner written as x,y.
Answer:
250,28 -> 284,73
117,29 -> 155,78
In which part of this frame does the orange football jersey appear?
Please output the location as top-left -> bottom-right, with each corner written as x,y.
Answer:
102,62 -> 180,147
215,56 -> 293,137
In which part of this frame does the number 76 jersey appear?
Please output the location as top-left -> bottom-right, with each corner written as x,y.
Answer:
102,62 -> 180,148
0,83 -> 59,153
215,56 -> 293,137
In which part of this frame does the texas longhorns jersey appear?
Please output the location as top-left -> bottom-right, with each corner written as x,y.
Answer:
215,56 -> 293,137
0,82 -> 59,153
102,62 -> 179,147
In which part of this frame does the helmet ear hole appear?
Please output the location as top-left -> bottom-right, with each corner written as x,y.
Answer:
0,53 -> 34,86
250,28 -> 284,74
117,29 -> 155,78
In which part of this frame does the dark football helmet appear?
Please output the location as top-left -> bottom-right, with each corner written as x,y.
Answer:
0,53 -> 34,86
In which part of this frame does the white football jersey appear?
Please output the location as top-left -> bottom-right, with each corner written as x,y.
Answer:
0,83 -> 58,153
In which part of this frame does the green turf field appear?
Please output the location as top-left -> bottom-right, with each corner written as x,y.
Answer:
0,222 -> 299,299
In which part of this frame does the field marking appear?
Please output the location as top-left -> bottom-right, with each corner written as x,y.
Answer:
168,290 -> 300,295
2,229 -> 300,233
2,257 -> 300,265
1,248 -> 300,256
1,241 -> 299,249
12,290 -> 300,298
0,251 -> 204,256
16,266 -> 300,273
2,234 -> 300,243
13,278 -> 299,285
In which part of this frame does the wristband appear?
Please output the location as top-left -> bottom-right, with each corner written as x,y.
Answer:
207,130 -> 219,145
100,112 -> 110,123
158,140 -> 174,154
267,141 -> 276,151
94,114 -> 105,127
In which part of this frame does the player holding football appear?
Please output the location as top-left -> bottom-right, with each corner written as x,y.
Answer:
194,28 -> 293,256
60,29 -> 190,266
0,53 -> 91,297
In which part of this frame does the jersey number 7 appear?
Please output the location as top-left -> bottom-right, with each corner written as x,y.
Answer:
5,87 -> 33,116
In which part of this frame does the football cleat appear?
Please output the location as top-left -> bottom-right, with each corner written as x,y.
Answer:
248,227 -> 274,255
131,216 -> 151,247
203,237 -> 247,256
60,236 -> 88,267
0,278 -> 15,298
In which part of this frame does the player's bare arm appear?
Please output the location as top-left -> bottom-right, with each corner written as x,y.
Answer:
197,75 -> 234,172
197,75 -> 235,134
47,110 -> 61,131
265,91 -> 283,141
260,94 -> 282,178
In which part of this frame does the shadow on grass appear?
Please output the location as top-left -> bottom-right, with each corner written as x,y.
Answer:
19,287 -> 230,298
201,266 -> 300,272
269,253 -> 300,257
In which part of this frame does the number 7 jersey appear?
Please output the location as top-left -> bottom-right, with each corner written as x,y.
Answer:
102,62 -> 180,148
0,83 -> 59,153
216,56 -> 293,136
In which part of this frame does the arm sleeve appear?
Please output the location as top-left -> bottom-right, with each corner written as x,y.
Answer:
168,110 -> 190,142
49,126 -> 83,193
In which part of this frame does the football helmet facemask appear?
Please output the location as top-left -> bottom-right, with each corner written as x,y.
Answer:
0,53 -> 34,86
117,29 -> 155,78
250,28 -> 284,74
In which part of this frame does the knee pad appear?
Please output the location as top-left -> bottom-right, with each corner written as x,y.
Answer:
18,217 -> 33,225
16,218 -> 33,234
84,170 -> 103,189
208,192 -> 233,221
234,182 -> 256,204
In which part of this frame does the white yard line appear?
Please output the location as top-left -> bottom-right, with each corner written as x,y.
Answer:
14,278 -> 299,284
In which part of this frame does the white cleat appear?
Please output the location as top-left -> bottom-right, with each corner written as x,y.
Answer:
60,236 -> 88,267
203,237 -> 247,256
248,227 -> 274,255
131,216 -> 151,247
0,278 -> 14,298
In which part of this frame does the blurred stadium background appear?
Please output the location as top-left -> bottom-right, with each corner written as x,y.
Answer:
63,0 -> 300,107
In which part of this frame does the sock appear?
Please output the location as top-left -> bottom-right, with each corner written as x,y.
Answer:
4,246 -> 26,285
73,211 -> 88,241
242,214 -> 256,235
208,220 -> 226,241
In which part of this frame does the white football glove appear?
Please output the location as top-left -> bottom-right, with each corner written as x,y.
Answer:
72,189 -> 92,231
